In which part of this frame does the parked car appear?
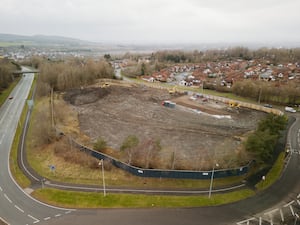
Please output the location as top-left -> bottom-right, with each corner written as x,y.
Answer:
285,106 -> 296,113
264,104 -> 273,108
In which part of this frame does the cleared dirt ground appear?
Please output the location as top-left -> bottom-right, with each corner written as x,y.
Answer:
64,82 -> 266,170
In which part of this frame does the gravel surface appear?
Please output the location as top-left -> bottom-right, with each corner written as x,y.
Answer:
64,84 -> 266,170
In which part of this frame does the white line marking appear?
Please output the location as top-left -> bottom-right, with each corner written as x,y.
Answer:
15,205 -> 24,213
279,209 -> 284,222
4,194 -> 12,203
0,186 -> 2,191
259,217 -> 262,225
28,214 -> 39,223
264,208 -> 279,215
297,193 -> 300,198
264,210 -> 275,225
297,200 -> 300,205
44,217 -> 51,220
65,210 -> 71,214
289,205 -> 295,216
236,217 -> 256,225
0,135 -> 4,145
48,182 -> 245,194
284,200 -> 295,207
55,214 -> 61,217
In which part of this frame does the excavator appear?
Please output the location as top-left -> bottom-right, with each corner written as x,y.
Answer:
229,101 -> 240,108
169,86 -> 178,94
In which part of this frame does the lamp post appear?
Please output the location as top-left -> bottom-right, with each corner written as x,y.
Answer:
262,175 -> 266,188
99,159 -> 106,197
208,163 -> 219,198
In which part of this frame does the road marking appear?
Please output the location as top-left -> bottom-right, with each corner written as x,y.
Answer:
297,200 -> 300,205
28,214 -> 39,223
264,208 -> 279,215
0,186 -> 2,191
55,214 -> 61,217
0,135 -> 4,145
279,209 -> 284,222
65,210 -> 72,214
264,209 -> 277,225
44,217 -> 51,221
15,205 -> 24,213
236,217 -> 256,225
289,205 -> 295,216
284,201 -> 296,216
4,194 -> 12,203
284,200 -> 295,207
258,217 -> 262,225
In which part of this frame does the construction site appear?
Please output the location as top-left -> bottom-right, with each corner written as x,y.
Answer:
63,81 -> 266,171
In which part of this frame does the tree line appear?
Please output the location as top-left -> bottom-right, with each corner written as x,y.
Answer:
36,58 -> 114,97
152,47 -> 300,64
119,47 -> 300,65
245,113 -> 287,165
231,80 -> 300,105
0,59 -> 17,92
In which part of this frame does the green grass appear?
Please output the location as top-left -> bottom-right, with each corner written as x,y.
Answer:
0,78 -> 20,107
9,102 -> 31,188
9,75 -> 36,188
26,140 -> 247,189
32,188 -> 254,208
0,41 -> 33,47
255,152 -> 285,190
27,74 -> 37,99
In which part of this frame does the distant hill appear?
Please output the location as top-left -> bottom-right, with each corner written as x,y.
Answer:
0,33 -> 95,46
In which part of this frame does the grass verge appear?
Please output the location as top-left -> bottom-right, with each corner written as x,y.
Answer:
10,103 -> 31,188
9,75 -> 37,188
27,140 -> 247,189
255,152 -> 285,190
32,188 -> 254,208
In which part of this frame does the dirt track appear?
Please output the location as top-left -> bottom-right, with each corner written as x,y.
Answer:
64,83 -> 266,170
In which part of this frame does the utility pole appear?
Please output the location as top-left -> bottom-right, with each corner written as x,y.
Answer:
99,159 -> 106,197
258,87 -> 262,104
51,87 -> 54,127
208,163 -> 219,198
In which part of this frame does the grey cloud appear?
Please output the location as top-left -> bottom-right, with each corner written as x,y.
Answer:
0,0 -> 299,44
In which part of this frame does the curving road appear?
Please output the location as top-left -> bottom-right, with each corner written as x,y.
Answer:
0,71 -> 299,225
0,71 -> 73,225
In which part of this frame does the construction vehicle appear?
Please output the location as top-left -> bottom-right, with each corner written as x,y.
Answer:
101,83 -> 110,88
168,86 -> 178,94
162,100 -> 176,108
229,101 -> 240,108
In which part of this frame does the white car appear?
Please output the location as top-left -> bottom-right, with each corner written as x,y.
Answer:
285,106 -> 296,113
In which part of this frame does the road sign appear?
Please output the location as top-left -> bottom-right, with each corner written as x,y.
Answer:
49,165 -> 55,172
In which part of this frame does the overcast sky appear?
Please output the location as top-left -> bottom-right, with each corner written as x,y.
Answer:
1,0 -> 300,44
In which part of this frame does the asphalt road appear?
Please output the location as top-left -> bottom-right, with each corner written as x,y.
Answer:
0,72 -> 73,225
1,72 -> 299,225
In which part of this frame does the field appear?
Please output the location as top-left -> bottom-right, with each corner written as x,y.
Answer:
63,81 -> 266,170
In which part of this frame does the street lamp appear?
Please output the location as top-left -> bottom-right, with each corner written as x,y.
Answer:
208,163 -> 219,198
99,159 -> 106,197
262,175 -> 266,188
